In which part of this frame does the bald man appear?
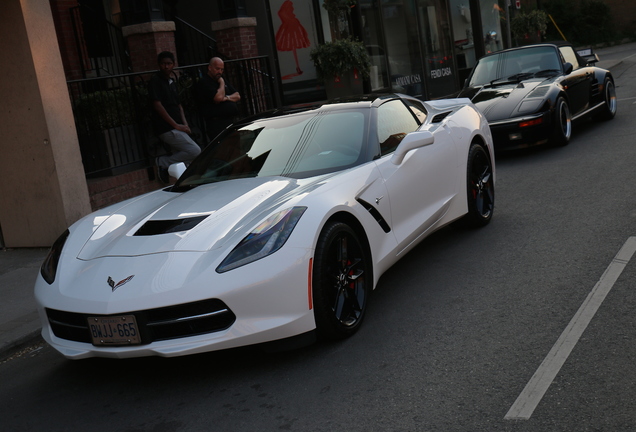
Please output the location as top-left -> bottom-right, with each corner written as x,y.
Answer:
196,57 -> 241,143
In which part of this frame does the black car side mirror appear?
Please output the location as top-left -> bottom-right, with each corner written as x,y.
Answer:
564,62 -> 573,74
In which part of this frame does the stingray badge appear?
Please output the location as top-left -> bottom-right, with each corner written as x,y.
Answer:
108,275 -> 135,292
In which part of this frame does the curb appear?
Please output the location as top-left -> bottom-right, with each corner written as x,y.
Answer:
0,330 -> 43,362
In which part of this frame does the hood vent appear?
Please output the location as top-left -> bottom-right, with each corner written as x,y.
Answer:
529,86 -> 549,98
134,215 -> 209,236
432,111 -> 451,123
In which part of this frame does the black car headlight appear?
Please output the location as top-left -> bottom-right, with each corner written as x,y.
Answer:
40,229 -> 69,285
217,207 -> 307,273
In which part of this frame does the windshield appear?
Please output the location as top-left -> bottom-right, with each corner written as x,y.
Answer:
174,109 -> 369,189
467,46 -> 562,87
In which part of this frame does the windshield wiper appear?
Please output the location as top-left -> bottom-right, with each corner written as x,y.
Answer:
487,72 -> 534,87
533,69 -> 561,77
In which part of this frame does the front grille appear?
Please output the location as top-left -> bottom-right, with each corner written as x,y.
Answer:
46,299 -> 236,345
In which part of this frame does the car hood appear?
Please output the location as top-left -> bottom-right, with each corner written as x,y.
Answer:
458,78 -> 552,121
76,176 -> 328,260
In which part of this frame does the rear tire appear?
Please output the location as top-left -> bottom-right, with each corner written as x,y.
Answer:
599,77 -> 617,120
464,143 -> 494,228
551,97 -> 571,146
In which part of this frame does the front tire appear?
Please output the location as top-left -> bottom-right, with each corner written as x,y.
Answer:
313,222 -> 371,340
599,77 -> 617,120
464,143 -> 494,228
551,97 -> 572,146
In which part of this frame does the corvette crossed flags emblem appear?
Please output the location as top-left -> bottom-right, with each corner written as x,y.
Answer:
107,275 -> 135,292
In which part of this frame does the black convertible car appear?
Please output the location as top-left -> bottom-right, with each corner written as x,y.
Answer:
457,42 -> 617,150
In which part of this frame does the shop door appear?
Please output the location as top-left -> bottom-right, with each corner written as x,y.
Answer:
416,0 -> 457,98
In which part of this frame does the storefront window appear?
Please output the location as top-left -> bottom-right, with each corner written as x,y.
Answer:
380,0 -> 424,97
417,0 -> 456,98
449,0 -> 509,86
480,0 -> 507,54
359,0 -> 390,91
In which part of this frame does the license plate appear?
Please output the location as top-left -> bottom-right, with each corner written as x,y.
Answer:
88,315 -> 141,346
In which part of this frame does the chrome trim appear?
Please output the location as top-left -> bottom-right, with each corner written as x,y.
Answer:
571,101 -> 605,121
146,309 -> 231,326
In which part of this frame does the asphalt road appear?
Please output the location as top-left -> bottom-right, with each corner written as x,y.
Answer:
2,57 -> 636,432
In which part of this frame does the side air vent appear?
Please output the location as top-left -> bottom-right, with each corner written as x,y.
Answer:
134,215 -> 208,236
432,111 -> 451,123
357,199 -> 391,233
591,82 -> 601,98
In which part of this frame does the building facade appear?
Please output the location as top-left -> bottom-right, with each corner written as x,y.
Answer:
2,0 -> 631,247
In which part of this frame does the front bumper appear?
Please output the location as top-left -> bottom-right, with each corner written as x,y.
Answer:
35,248 -> 316,359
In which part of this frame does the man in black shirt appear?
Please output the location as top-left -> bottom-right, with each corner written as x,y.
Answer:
148,51 -> 201,183
196,57 -> 241,143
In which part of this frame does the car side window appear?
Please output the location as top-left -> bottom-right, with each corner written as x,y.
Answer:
403,99 -> 428,124
377,100 -> 420,156
559,46 -> 581,70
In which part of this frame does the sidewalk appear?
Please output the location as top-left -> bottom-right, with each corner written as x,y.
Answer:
0,41 -> 633,361
0,247 -> 49,358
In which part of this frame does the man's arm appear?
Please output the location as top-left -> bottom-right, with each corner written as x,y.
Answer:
226,91 -> 241,103
213,77 -> 226,103
152,100 -> 190,134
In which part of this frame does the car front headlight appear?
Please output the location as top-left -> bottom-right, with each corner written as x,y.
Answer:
217,207 -> 307,273
40,229 -> 70,284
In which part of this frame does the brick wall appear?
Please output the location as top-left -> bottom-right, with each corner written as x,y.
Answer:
87,168 -> 166,211
212,17 -> 258,60
122,21 -> 178,72
216,26 -> 258,59
50,0 -> 85,80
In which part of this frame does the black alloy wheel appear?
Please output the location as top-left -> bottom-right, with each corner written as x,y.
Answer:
313,221 -> 371,340
465,143 -> 494,228
551,96 -> 572,146
599,77 -> 617,120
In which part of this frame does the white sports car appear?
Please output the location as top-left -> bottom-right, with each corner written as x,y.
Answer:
35,94 -> 495,359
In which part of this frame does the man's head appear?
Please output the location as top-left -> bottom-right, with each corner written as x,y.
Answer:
157,51 -> 175,78
208,57 -> 225,81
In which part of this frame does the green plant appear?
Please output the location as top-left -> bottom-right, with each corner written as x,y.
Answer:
322,0 -> 357,15
511,10 -> 548,40
74,85 -> 148,134
310,37 -> 371,82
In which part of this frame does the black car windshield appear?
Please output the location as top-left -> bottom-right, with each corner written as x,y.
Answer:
468,46 -> 562,87
173,108 -> 369,189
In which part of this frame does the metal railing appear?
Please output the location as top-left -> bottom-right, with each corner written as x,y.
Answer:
171,16 -> 218,66
68,57 -> 277,178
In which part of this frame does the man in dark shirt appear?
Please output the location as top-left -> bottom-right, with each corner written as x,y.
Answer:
148,51 -> 201,183
196,57 -> 241,143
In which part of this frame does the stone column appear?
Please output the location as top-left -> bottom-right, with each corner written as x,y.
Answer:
0,0 -> 92,247
122,21 -> 177,72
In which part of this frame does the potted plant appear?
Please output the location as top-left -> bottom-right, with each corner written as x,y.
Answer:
511,10 -> 549,44
322,0 -> 357,16
310,37 -> 371,99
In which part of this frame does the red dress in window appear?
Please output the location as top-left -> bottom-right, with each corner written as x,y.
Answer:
275,0 -> 310,77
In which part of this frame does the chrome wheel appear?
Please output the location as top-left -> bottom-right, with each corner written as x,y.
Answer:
552,97 -> 571,146
601,78 -> 617,120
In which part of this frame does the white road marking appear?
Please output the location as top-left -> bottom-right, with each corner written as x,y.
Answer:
504,237 -> 636,420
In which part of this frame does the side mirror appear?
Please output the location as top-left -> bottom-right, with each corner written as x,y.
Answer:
390,131 -> 435,165
563,62 -> 573,75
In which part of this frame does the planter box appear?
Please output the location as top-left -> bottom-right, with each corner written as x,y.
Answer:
324,70 -> 364,99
